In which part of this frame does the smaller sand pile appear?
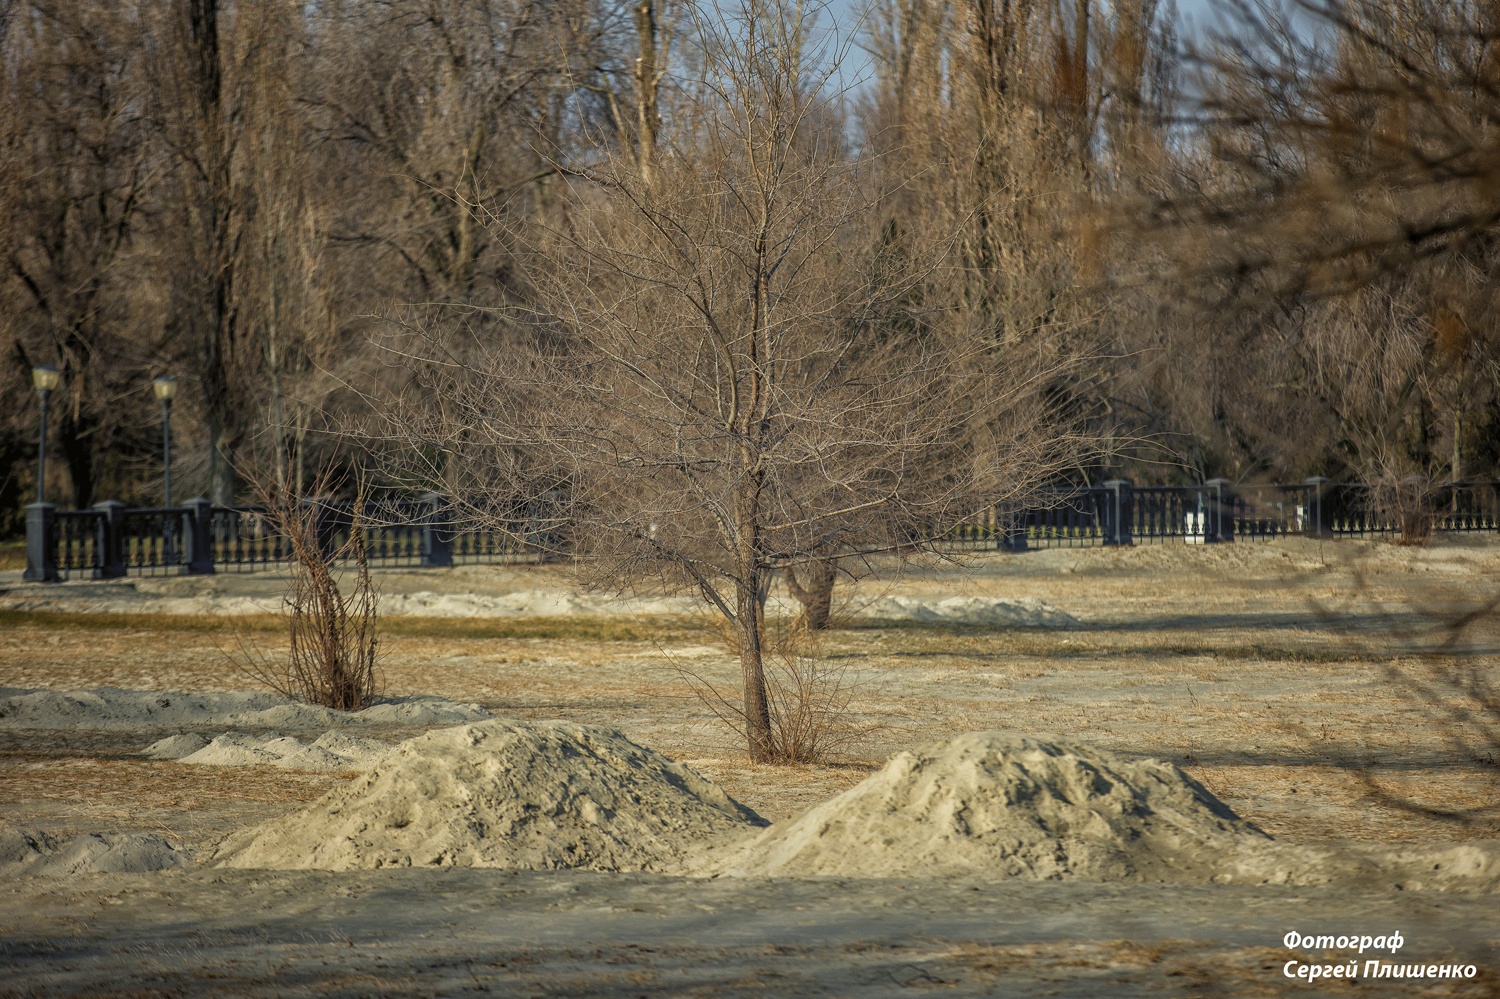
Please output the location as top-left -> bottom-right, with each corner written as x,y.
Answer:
0,827 -> 58,867
707,733 -> 1270,882
0,828 -> 191,875
40,833 -> 191,875
218,721 -> 765,872
145,731 -> 393,771
0,687 -> 491,730
850,596 -> 1078,628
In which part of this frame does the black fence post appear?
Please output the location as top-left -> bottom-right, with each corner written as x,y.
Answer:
23,502 -> 59,583
999,507 -> 1028,552
185,498 -> 216,575
1204,478 -> 1235,543
420,492 -> 454,567
94,500 -> 127,578
1101,479 -> 1134,546
1302,477 -> 1329,537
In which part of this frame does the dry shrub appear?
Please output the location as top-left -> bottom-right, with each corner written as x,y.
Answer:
677,621 -> 875,765
234,492 -> 381,712
1368,476 -> 1436,545
762,650 -> 871,764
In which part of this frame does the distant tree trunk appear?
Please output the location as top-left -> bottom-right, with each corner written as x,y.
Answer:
632,0 -> 660,188
183,0 -> 241,506
786,558 -> 838,630
57,409 -> 96,509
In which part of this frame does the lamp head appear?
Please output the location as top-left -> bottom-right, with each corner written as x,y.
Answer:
153,376 -> 178,402
32,366 -> 60,393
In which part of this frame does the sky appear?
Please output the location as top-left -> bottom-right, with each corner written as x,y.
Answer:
813,0 -> 1255,93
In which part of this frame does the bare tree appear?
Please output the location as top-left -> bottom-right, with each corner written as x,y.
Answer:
310,0 -> 583,309
0,0 -> 154,507
152,0 -> 252,504
859,1 -> 1178,483
380,0 -> 1079,762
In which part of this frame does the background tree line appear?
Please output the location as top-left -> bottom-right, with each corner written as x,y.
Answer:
4,0 -> 1500,541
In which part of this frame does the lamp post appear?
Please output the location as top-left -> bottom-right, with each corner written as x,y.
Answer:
154,377 -> 177,508
31,366 -> 60,504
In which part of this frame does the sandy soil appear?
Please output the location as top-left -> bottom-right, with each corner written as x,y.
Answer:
2,537 -> 1499,995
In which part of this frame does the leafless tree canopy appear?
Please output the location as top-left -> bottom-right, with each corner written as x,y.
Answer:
374,1 -> 1084,760
1123,0 -> 1500,487
5,0 -> 1498,509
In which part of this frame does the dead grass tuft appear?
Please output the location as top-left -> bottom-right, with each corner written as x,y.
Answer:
675,621 -> 882,766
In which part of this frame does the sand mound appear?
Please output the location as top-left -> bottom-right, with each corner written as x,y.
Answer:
143,733 -> 212,759
707,733 -> 1270,882
2,581 -> 1083,627
39,833 -> 191,875
0,827 -> 58,867
1246,840 -> 1500,893
380,589 -> 699,617
0,829 -> 191,876
146,730 -> 393,771
0,687 -> 490,730
850,596 -> 1077,628
0,589 -> 281,617
218,720 -> 765,872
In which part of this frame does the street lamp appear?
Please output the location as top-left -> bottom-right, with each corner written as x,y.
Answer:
153,376 -> 178,508
31,366 -> 60,504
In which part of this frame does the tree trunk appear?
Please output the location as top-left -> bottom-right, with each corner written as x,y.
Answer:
736,566 -> 774,763
734,447 -> 772,761
186,0 -> 240,507
785,558 -> 838,630
632,1 -> 660,188
207,415 -> 239,506
58,412 -> 95,509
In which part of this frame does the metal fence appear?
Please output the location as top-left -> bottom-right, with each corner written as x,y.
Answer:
23,495 -> 558,582
20,480 -> 1500,581
935,479 -> 1500,550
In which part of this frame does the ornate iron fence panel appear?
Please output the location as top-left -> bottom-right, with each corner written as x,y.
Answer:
1439,483 -> 1500,531
210,507 -> 290,571
1024,488 -> 1104,547
120,508 -> 190,574
53,510 -> 103,579
1232,483 -> 1310,540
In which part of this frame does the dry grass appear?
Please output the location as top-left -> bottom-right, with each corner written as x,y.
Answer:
0,609 -> 707,642
0,538 -> 25,571
3,543 -> 1499,837
3,609 -> 1492,835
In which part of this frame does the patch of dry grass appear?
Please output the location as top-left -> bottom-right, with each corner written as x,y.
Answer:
0,538 -> 25,571
0,609 -> 710,643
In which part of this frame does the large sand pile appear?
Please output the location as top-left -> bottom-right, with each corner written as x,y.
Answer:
218,720 -> 766,872
706,733 -> 1272,883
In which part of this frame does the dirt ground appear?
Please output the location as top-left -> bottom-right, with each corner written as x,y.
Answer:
2,537 -> 1498,996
